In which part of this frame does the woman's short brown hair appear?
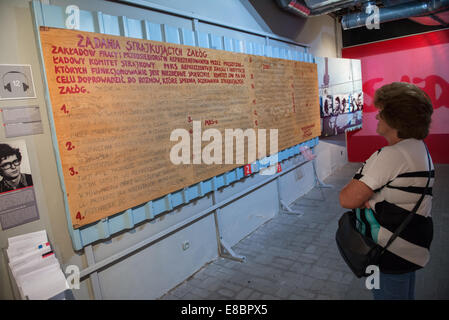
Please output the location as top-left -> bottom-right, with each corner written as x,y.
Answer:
374,82 -> 433,139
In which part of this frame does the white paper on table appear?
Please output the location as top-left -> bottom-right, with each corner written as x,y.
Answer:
17,263 -> 69,300
8,246 -> 53,271
7,241 -> 50,262
11,254 -> 59,281
7,230 -> 47,246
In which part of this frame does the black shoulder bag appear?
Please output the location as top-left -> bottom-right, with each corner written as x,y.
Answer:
335,143 -> 431,278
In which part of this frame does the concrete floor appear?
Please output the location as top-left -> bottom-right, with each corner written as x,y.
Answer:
160,162 -> 449,300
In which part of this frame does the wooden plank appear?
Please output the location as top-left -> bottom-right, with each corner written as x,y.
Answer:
39,27 -> 320,228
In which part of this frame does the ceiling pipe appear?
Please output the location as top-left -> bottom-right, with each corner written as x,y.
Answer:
275,0 -> 365,17
341,0 -> 449,29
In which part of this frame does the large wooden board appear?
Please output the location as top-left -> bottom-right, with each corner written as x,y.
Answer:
39,27 -> 320,228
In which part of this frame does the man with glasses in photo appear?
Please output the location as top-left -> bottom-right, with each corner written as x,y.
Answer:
0,143 -> 33,193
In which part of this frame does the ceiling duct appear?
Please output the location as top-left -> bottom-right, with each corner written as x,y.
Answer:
304,0 -> 351,9
341,0 -> 449,29
275,0 -> 365,17
275,0 -> 449,28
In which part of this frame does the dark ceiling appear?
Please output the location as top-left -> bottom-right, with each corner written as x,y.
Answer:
342,18 -> 448,47
271,0 -> 449,47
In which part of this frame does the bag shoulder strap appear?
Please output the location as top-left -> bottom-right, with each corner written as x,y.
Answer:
380,142 -> 432,254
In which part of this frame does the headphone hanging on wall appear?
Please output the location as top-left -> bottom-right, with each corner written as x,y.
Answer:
2,71 -> 30,92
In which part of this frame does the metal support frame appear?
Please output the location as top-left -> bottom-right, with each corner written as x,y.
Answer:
278,156 -> 333,216
310,158 -> 333,202
84,245 -> 103,300
218,238 -> 246,263
212,192 -> 246,263
313,158 -> 333,189
277,177 -> 305,216
279,198 -> 305,216
78,155 -> 314,281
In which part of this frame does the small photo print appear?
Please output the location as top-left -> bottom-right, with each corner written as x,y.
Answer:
321,95 -> 333,117
321,115 -> 338,137
342,95 -> 351,113
333,95 -> 344,115
352,91 -> 364,112
0,140 -> 33,194
0,140 -> 39,230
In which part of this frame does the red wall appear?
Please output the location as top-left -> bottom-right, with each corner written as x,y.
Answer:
342,29 -> 449,163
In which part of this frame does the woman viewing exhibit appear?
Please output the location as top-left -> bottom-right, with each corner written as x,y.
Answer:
339,82 -> 435,300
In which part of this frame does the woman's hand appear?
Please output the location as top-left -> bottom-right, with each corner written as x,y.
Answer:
358,201 -> 370,209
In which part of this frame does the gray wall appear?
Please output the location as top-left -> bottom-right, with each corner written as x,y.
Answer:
248,0 -> 342,57
0,0 -> 343,300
